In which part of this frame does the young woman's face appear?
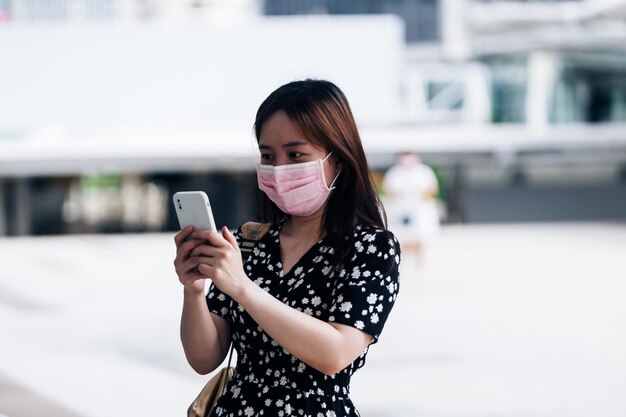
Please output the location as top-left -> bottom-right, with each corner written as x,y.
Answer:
258,111 -> 340,185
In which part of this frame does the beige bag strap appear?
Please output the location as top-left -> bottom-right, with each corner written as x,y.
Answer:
187,224 -> 267,417
240,222 -> 271,241
227,222 -> 269,365
225,341 -> 234,368
239,222 -> 271,262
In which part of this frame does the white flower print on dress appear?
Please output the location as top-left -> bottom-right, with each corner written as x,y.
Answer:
339,301 -> 352,312
371,313 -> 379,324
366,293 -> 377,304
205,223 -> 401,417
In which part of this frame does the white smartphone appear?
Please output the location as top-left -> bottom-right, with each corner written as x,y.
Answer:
173,191 -> 217,232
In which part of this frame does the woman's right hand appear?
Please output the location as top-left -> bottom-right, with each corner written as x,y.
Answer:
174,226 -> 207,296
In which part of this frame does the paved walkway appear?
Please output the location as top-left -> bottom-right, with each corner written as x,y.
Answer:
1,223 -> 625,417
0,373 -> 82,417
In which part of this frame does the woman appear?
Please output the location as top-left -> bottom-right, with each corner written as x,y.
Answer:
174,79 -> 401,417
382,151 -> 440,265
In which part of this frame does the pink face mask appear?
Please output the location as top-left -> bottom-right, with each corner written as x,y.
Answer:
256,153 -> 340,217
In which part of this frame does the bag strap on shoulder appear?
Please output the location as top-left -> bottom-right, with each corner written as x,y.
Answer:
238,222 -> 271,262
223,222 -> 270,367
240,222 -> 271,241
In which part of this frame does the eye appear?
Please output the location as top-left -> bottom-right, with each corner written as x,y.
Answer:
289,151 -> 303,159
260,153 -> 273,161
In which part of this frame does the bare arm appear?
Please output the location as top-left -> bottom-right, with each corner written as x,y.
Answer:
174,226 -> 231,375
236,282 -> 372,375
180,290 -> 230,374
192,227 -> 373,376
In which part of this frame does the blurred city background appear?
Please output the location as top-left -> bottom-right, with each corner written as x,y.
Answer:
1,0 -> 625,416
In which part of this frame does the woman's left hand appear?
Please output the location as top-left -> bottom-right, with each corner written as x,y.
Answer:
190,226 -> 248,299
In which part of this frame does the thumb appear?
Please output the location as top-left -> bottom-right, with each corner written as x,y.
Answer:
222,226 -> 238,248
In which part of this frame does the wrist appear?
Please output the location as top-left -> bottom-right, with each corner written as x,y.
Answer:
232,274 -> 256,306
183,285 -> 205,299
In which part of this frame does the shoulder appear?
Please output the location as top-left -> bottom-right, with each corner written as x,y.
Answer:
331,226 -> 401,322
239,222 -> 271,241
420,164 -> 437,176
349,226 -> 401,262
352,225 -> 399,246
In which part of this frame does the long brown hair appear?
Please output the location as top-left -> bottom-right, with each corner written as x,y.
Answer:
254,79 -> 387,263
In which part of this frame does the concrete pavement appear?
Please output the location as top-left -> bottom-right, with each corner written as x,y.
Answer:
0,373 -> 83,417
1,223 -> 625,417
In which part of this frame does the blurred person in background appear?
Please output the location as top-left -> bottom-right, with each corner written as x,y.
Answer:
382,151 -> 440,266
174,79 -> 401,417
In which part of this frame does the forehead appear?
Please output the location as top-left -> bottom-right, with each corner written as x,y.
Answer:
258,111 -> 307,147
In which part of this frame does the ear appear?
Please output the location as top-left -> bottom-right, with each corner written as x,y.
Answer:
332,153 -> 343,171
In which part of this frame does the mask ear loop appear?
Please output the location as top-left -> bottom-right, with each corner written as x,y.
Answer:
328,170 -> 341,190
321,151 -> 341,190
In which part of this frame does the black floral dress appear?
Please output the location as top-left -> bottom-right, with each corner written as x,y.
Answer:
206,221 -> 401,417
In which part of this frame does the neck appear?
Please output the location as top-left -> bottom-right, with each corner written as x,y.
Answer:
283,212 -> 325,239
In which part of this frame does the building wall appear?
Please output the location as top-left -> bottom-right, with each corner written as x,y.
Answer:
263,0 -> 440,42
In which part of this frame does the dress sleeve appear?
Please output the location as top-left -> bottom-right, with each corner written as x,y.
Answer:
328,228 -> 401,342
205,226 -> 243,319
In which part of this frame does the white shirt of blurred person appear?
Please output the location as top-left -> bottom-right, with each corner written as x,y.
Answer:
382,152 -> 440,263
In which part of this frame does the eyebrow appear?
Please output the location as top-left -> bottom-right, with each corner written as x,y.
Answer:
258,141 -> 309,150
